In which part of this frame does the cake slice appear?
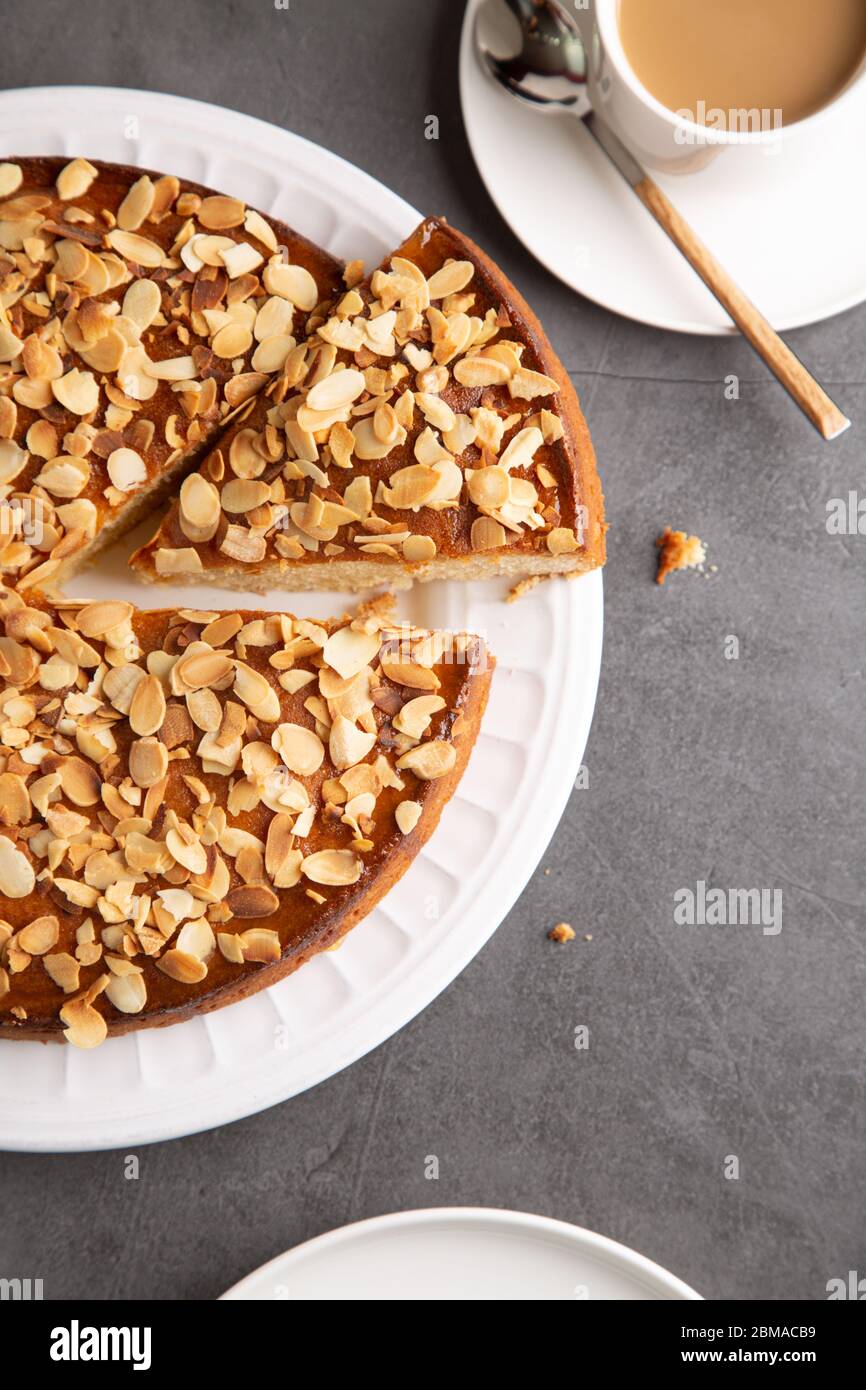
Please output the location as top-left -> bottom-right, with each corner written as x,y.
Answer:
0,586 -> 492,1045
132,217 -> 605,591
0,156 -> 344,590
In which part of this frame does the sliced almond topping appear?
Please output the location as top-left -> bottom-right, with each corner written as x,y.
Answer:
468,465 -> 509,509
238,926 -> 281,960
60,992 -> 108,1049
77,599 -> 134,638
107,446 -> 147,493
393,694 -> 446,739
106,228 -> 164,267
60,756 -> 101,806
306,366 -> 365,413
427,259 -> 474,299
105,971 -> 147,1014
211,322 -> 253,359
221,479 -> 271,514
129,674 -> 166,737
18,915 -> 59,955
322,625 -> 381,680
380,658 -> 440,691
56,158 -> 98,200
198,194 -> 246,229
329,715 -> 376,772
395,799 -> 422,834
122,276 -> 162,329
263,261 -> 318,309
0,162 -> 23,197
156,949 -> 208,984
129,736 -> 169,788
117,174 -> 155,230
547,526 -> 579,555
396,740 -> 457,780
272,722 -> 325,777
301,849 -> 362,887
0,835 -> 35,898
44,952 -> 81,994
179,472 -> 221,542
52,368 -> 99,416
403,534 -> 436,563
453,355 -> 511,388
509,366 -> 559,399
471,516 -> 507,552
187,687 -> 223,732
499,426 -> 544,472
227,884 -> 280,918
166,826 -> 208,876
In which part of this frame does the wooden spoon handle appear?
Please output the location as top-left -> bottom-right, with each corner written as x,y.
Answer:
633,175 -> 850,441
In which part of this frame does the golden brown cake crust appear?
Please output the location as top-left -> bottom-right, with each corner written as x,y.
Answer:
131,216 -> 605,589
0,589 -> 492,1044
0,155 -> 343,589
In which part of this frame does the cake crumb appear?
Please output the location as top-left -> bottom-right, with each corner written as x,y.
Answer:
508,575 -> 546,603
548,921 -> 576,943
655,526 -> 706,585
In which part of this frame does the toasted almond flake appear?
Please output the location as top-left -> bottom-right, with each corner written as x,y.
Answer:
272,722 -> 325,777
44,952 -> 80,994
218,931 -> 245,964
121,276 -> 162,329
402,534 -> 437,563
0,162 -> 22,197
547,526 -> 579,555
234,661 -> 281,722
301,848 -> 361,887
105,971 -> 147,1013
471,516 -> 507,551
166,827 -> 208,876
322,625 -> 381,680
244,207 -> 278,251
395,799 -> 422,834
154,547 -> 205,576
211,322 -> 253,358
59,756 -> 101,806
107,446 -> 147,492
187,687 -> 223,732
221,478 -> 271,513
227,884 -> 280,919
238,925 -> 281,959
427,259 -> 474,299
56,158 -> 98,200
116,174 -> 155,230
52,368 -> 99,416
18,915 -> 59,955
396,739 -> 457,780
453,354 -> 511,388
263,261 -> 319,309
380,658 -> 440,691
0,835 -> 35,897
220,525 -> 266,564
77,599 -> 134,637
221,241 -> 264,279
179,472 -> 221,542
393,694 -> 446,739
198,194 -> 246,229
156,949 -> 208,984
177,649 -> 234,691
468,465 -> 509,509
60,993 -> 108,1048
129,673 -> 166,737
499,425 -> 544,472
329,715 -> 376,771
307,366 -> 365,413
176,919 -> 216,961
0,324 -> 24,362
251,333 -> 293,372
509,366 -> 559,399
106,227 -> 164,267
129,736 -> 169,788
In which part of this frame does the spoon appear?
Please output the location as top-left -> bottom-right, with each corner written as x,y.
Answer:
476,0 -> 851,441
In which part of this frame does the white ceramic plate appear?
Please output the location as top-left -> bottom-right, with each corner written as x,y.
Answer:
461,0 -> 866,334
0,87 -> 603,1152
222,1207 -> 702,1300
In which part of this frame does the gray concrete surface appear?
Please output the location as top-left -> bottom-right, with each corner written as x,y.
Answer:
1,0 -> 864,1302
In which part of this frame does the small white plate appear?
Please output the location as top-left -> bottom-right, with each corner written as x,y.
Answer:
0,87 -> 602,1152
461,0 -> 866,334
222,1208 -> 703,1300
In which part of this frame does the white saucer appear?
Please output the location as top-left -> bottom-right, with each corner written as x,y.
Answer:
460,0 -> 866,334
221,1207 -> 702,1301
0,87 -> 602,1152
